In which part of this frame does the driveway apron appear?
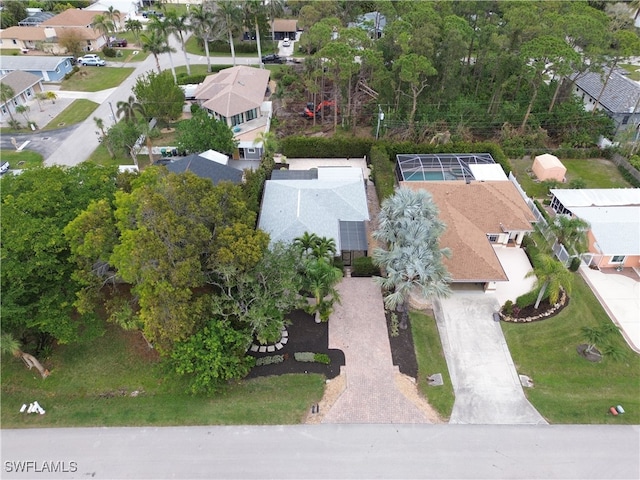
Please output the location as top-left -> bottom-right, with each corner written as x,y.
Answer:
434,292 -> 547,425
321,277 -> 430,424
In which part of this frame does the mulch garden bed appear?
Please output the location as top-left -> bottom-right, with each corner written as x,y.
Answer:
384,310 -> 419,379
245,309 -> 345,380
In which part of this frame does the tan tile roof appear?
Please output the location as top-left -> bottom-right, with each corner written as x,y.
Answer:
195,66 -> 270,117
0,26 -> 48,41
41,9 -> 98,27
401,181 -> 536,282
58,26 -> 102,41
271,19 -> 297,32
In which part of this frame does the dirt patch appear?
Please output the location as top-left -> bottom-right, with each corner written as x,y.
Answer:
576,344 -> 603,362
303,373 -> 346,424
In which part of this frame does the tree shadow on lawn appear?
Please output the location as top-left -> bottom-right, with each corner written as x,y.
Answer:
245,310 -> 345,380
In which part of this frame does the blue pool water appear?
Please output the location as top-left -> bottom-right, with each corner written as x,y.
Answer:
404,170 -> 456,181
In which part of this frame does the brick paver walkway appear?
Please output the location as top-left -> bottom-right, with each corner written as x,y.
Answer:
321,277 -> 431,423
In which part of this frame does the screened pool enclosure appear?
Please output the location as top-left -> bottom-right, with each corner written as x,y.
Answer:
396,153 -> 496,182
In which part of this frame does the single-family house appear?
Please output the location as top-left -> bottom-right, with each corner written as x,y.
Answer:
0,26 -> 53,52
348,11 -> 387,39
549,188 -> 640,270
270,19 -> 298,41
258,167 -> 370,265
1,71 -> 43,122
397,153 -> 536,291
41,9 -> 107,51
165,153 -> 243,186
570,68 -> 640,133
193,66 -> 272,161
0,56 -> 74,82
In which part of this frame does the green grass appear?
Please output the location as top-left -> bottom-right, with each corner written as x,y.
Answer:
511,157 -> 632,198
1,325 -> 325,428
619,64 -> 640,82
113,48 -> 150,63
185,36 -> 264,58
41,99 -> 99,130
60,67 -> 135,92
0,150 -> 44,169
410,311 -> 455,420
0,48 -> 21,55
175,64 -> 218,77
502,274 -> 640,424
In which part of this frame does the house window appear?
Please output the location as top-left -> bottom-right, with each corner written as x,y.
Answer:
1,105 -> 7,115
12,39 -> 17,45
231,113 -> 243,126
622,116 -> 629,125
610,255 -> 625,263
246,108 -> 257,121
247,148 -> 256,154
26,88 -> 32,97
487,234 -> 499,243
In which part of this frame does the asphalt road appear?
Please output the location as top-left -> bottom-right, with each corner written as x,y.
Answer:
0,125 -> 79,160
2,424 -> 638,479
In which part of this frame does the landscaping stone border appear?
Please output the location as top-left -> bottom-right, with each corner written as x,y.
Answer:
501,291 -> 569,323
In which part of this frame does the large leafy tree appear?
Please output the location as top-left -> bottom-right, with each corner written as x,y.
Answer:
132,70 -> 185,123
176,107 -> 237,155
1,1 -> 27,29
1,164 -> 119,345
372,188 -> 451,329
109,170 -> 257,352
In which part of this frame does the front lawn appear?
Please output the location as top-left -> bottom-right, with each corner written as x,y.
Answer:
1,324 -> 325,428
42,99 -> 99,130
0,150 -> 44,169
410,311 -> 455,419
511,157 -> 632,198
502,273 -> 640,424
60,67 -> 135,92
620,64 -> 640,82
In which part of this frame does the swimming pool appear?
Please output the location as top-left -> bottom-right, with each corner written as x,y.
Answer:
403,170 -> 456,181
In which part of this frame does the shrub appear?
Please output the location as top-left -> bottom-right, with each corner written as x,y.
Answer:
102,46 -> 116,58
502,300 -> 514,316
390,312 -> 399,337
351,256 -> 379,277
294,352 -> 316,362
568,178 -> 586,189
332,256 -> 344,270
177,74 -> 206,85
313,353 -> 330,364
369,145 -> 395,201
617,164 -> 640,188
569,256 -> 581,272
255,355 -> 284,366
516,288 -> 547,309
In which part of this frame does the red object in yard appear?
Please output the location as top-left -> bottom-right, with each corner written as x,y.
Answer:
609,406 -> 619,416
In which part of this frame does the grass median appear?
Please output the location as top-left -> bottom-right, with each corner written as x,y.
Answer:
1,324 -> 325,428
502,273 -> 640,424
61,67 -> 135,92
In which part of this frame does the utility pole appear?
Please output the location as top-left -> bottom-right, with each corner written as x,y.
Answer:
375,105 -> 384,140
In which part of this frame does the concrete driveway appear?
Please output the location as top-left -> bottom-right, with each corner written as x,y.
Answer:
434,291 -> 547,425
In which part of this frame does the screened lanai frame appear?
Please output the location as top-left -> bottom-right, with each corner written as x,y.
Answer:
396,153 -> 496,182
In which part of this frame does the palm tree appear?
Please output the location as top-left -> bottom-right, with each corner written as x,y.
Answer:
372,188 -> 452,329
92,14 -> 115,46
93,116 -> 114,158
104,6 -> 121,33
15,104 -> 30,124
266,0 -> 285,43
526,253 -> 573,309
311,236 -> 337,262
0,83 -> 17,124
253,130 -> 278,161
190,4 -> 215,73
293,232 -> 320,258
116,95 -> 145,121
147,17 -> 178,82
303,258 -> 343,322
581,322 -> 620,357
166,11 -> 192,76
243,0 -> 266,66
0,333 -> 49,378
215,0 -> 243,66
549,215 -> 590,256
140,30 -> 174,74
125,18 -> 143,47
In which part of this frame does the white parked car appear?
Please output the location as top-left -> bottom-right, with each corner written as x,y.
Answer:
282,37 -> 291,47
77,54 -> 106,66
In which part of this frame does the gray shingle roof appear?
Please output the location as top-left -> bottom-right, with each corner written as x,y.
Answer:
571,68 -> 640,114
0,70 -> 41,94
0,56 -> 73,72
258,178 -> 369,253
166,154 -> 243,185
270,169 -> 317,180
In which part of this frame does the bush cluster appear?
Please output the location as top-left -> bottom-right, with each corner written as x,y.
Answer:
617,164 -> 640,188
176,73 -> 207,85
369,145 -> 395,201
293,352 -> 331,364
63,66 -> 79,80
516,288 -> 547,309
569,256 -> 581,272
314,353 -> 330,365
280,136 -> 373,159
351,256 -> 379,277
255,355 -> 284,366
102,46 -> 116,58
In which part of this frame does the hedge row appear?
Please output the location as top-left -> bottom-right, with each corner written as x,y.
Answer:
280,136 -> 373,159
351,256 -> 380,277
369,145 -> 395,201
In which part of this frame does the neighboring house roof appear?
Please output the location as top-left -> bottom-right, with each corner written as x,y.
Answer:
571,68 -> 640,114
258,168 -> 369,253
550,188 -> 640,256
402,181 -> 536,282
348,11 -> 387,33
195,66 -> 270,118
0,71 -> 42,95
271,19 -> 298,32
165,154 -> 243,185
41,9 -> 98,27
271,169 -> 318,180
0,56 -> 73,71
58,27 -> 102,41
0,26 -> 50,42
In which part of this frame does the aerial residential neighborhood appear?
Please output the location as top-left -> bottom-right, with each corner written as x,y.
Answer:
1,0 -> 639,478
